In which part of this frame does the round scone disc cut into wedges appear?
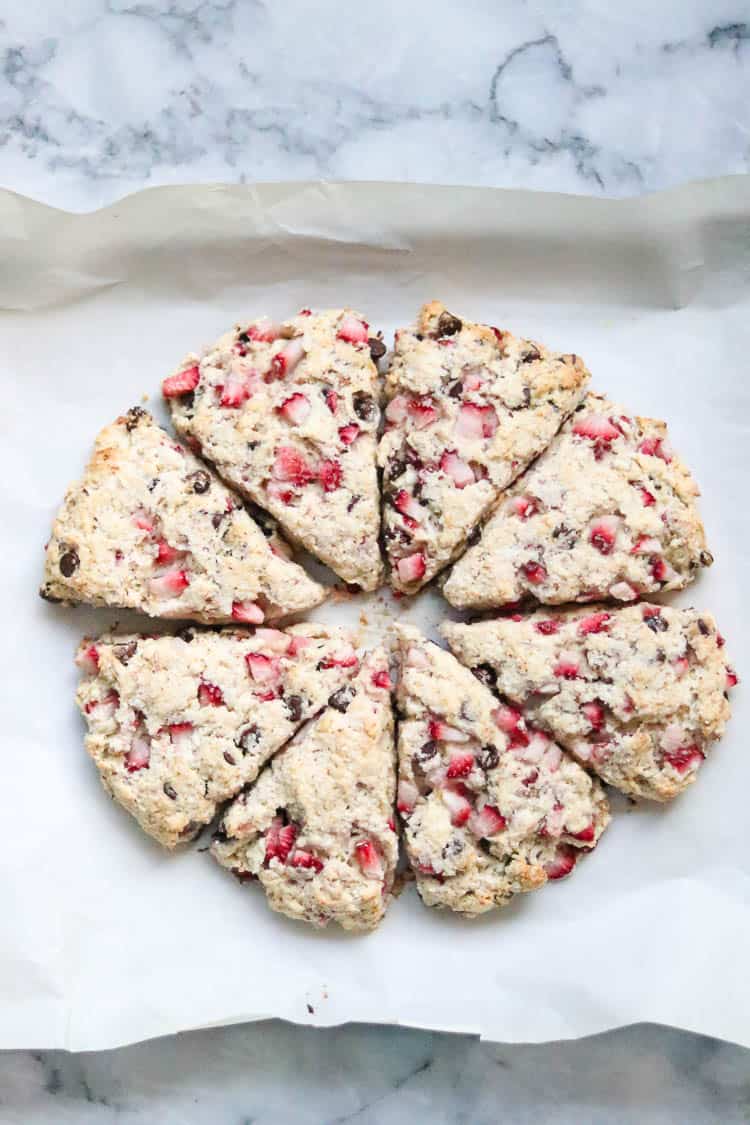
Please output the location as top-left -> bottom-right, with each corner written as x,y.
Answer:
211,650 -> 397,932
76,624 -> 363,848
377,301 -> 590,593
442,606 -> 737,803
394,625 -> 610,917
164,309 -> 384,591
443,391 -> 712,610
40,409 -> 326,623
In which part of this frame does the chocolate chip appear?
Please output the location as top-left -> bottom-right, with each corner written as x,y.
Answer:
656,649 -> 666,662
442,837 -> 464,858
39,588 -> 62,603
471,664 -> 497,687
368,338 -> 386,362
237,331 -> 250,344
232,868 -> 256,883
388,458 -> 407,482
477,745 -> 499,770
404,446 -> 423,469
235,724 -> 261,753
522,386 -> 531,407
697,619 -> 709,635
213,823 -> 229,844
115,641 -> 138,665
59,550 -> 79,577
699,550 -> 714,567
177,628 -> 194,643
521,347 -> 541,364
211,513 -> 225,530
125,406 -> 147,431
447,381 -> 463,399
353,391 -> 376,421
346,495 -> 361,513
188,470 -> 211,494
284,695 -> 304,723
328,685 -> 355,713
181,392 -> 195,410
163,783 -> 177,800
416,740 -> 438,762
645,613 -> 668,633
223,751 -> 236,765
437,311 -> 462,337
466,526 -> 481,548
147,477 -> 159,492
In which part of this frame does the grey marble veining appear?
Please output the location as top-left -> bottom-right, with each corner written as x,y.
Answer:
0,1 -> 748,210
2,1 -> 750,1121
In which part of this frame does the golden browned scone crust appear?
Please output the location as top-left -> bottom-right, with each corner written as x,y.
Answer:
395,625 -> 609,917
377,301 -> 590,593
165,309 -> 384,591
211,650 -> 397,932
76,624 -> 361,847
41,409 -> 326,623
442,605 -> 737,802
444,392 -> 711,609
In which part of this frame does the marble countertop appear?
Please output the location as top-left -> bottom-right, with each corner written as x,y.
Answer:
1,1 -> 749,1121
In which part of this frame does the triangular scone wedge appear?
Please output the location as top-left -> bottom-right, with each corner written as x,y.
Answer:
377,301 -> 590,592
41,409 -> 325,623
164,309 -> 384,591
211,651 -> 396,932
442,605 -> 737,803
444,392 -> 712,609
395,626 -> 609,917
76,624 -> 361,848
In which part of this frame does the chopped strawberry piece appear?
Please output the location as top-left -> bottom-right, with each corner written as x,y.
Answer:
509,494 -> 538,519
535,619 -> 559,635
492,704 -> 522,733
455,402 -> 498,440
545,844 -> 578,880
554,655 -> 579,679
76,643 -> 100,675
220,370 -> 254,408
572,413 -> 621,458
589,516 -> 619,555
324,388 -> 338,413
319,460 -> 342,492
521,560 -> 547,585
716,633 -> 726,648
252,628 -> 292,653
468,804 -> 507,839
440,450 -> 475,488
726,668 -> 739,689
397,779 -> 419,814
289,851 -> 324,872
385,395 -> 409,424
581,701 -> 605,729
650,556 -> 669,582
162,364 -> 200,398
286,635 -> 312,657
277,393 -> 311,425
198,681 -> 224,707
318,643 -> 359,670
397,553 -> 426,584
576,612 -> 611,638
298,309 -> 312,317
84,689 -> 119,715
149,567 -> 190,597
568,822 -> 596,843
132,507 -> 155,533
155,540 -> 182,566
124,735 -> 151,773
272,446 -> 316,487
491,326 -> 506,344
662,744 -> 704,773
429,718 -> 470,743
266,482 -> 295,505
394,489 -> 422,522
609,581 -> 638,601
265,817 -> 298,863
231,600 -> 265,624
354,839 -> 383,879
631,535 -> 662,555
167,721 -> 193,743
446,752 -> 475,779
638,437 -> 671,462
267,339 -> 305,380
638,486 -> 656,507
442,786 -> 472,826
371,668 -> 392,690
245,652 -> 282,683
337,314 -> 369,344
247,318 -> 281,343
338,424 -> 360,444
463,370 -> 485,392
672,656 -> 689,678
255,688 -> 279,702
407,395 -> 439,429
388,818 -> 396,832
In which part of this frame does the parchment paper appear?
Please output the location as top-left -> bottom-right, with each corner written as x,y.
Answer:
1,178 -> 749,1051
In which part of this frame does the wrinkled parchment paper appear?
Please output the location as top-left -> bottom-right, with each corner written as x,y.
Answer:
1,178 -> 749,1050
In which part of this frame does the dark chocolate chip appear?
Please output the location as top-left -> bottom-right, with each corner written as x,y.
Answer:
328,685 -> 355,713
115,641 -> 138,665
416,740 -> 438,762
437,311 -> 462,337
471,663 -> 497,688
368,338 -> 386,362
466,526 -> 481,548
177,627 -> 194,643
284,694 -> 304,723
211,513 -> 225,530
447,380 -> 463,399
697,619 -> 709,635
522,386 -> 531,406
442,837 -> 464,858
147,477 -> 160,492
656,649 -> 666,662
388,458 -> 407,482
353,391 -> 376,421
477,745 -> 499,770
521,347 -> 541,364
645,613 -> 668,633
699,550 -> 714,567
59,550 -> 79,577
235,724 -> 261,753
188,470 -> 211,494
125,406 -> 147,431
163,782 -> 177,800
213,823 -> 229,844
237,331 -> 250,344
39,587 -> 62,603
223,751 -> 236,765
346,494 -> 361,514
181,392 -> 195,410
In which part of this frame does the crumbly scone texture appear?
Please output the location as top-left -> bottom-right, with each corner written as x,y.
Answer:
442,606 -> 737,803
444,392 -> 711,609
211,650 -> 397,932
395,625 -> 609,917
76,624 -> 361,848
41,409 -> 326,623
165,309 -> 384,590
377,301 -> 590,593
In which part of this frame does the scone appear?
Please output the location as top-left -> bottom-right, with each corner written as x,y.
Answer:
164,309 -> 384,591
41,408 -> 325,623
444,392 -> 711,609
76,624 -> 361,847
395,626 -> 609,917
211,650 -> 396,931
377,301 -> 589,592
442,606 -> 737,802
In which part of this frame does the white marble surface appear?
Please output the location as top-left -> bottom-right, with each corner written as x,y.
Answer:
1,1 -> 750,1121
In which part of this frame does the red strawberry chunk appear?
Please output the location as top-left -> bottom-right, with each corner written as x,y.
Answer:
672,656 -> 689,679
163,364 -> 200,398
442,785 -> 473,826
155,540 -> 182,566
198,680 -> 224,707
231,600 -> 265,624
132,508 -> 155,532
268,339 -> 305,381
631,535 -> 661,555
492,704 -> 522,733
568,822 -> 596,843
468,804 -> 507,839
716,634 -> 726,648
638,437 -> 671,461
429,718 -> 470,743
510,494 -> 538,519
247,318 -> 281,343
662,744 -> 704,773
220,371 -> 254,408
545,844 -> 578,880
252,628 -> 292,653
149,567 -> 189,597
277,393 -> 311,425
572,413 -> 621,457
650,556 -> 669,582
167,721 -> 193,744
577,611 -> 611,636
124,735 -> 151,773
318,643 -> 359,670
440,449 -> 475,488
589,516 -> 619,555
638,486 -> 656,507
371,668 -> 392,690
456,403 -> 498,440
407,395 -> 439,429
521,560 -> 547,585
354,839 -> 383,879
397,779 -> 419,814
76,643 -> 100,675
446,752 -> 475,779
286,635 -> 311,657
385,395 -> 408,424
319,460 -> 342,492
338,424 -> 360,445
245,652 -> 282,684
337,314 -> 369,344
289,850 -> 324,872
324,389 -> 338,413
84,689 -> 119,715
554,656 -> 580,680
581,701 -> 605,729
272,446 -> 316,487
265,817 -> 298,863
394,489 -> 422,522
726,668 -> 739,689
397,553 -> 426,584
535,619 -> 559,635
